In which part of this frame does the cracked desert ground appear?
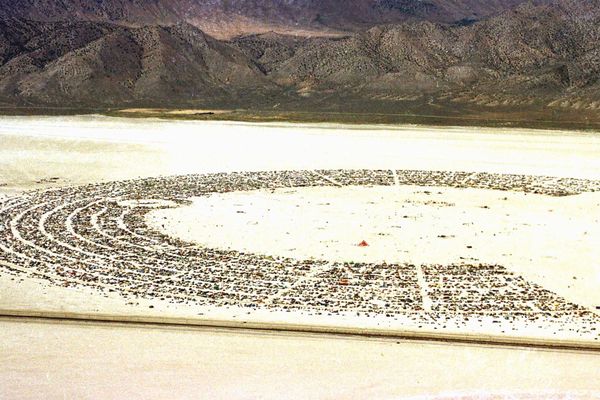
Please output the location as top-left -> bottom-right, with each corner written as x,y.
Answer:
1,115 -> 599,399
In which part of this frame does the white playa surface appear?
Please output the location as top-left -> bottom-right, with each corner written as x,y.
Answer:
1,318 -> 599,400
3,115 -> 600,197
1,115 -> 600,398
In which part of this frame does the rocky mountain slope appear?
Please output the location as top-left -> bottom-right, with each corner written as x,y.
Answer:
0,0 -> 550,38
232,0 -> 600,112
0,0 -> 599,119
0,19 -> 275,106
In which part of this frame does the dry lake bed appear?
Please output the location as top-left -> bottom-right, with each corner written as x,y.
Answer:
1,115 -> 599,399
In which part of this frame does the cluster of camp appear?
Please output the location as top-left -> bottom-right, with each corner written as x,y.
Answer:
0,169 -> 599,338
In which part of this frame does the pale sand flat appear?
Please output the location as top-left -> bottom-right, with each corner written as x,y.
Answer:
3,318 -> 598,400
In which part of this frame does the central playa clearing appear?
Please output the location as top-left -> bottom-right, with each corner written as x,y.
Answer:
149,185 -> 600,311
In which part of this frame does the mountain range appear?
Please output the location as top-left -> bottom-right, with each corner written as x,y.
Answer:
0,0 -> 550,38
0,0 -> 599,125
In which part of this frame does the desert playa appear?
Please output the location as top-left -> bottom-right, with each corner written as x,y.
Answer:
1,116 -> 600,399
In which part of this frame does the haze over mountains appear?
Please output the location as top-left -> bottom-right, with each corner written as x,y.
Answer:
0,0 -> 599,122
0,0 -> 549,38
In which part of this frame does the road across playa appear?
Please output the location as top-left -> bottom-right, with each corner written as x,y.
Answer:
1,309 -> 599,352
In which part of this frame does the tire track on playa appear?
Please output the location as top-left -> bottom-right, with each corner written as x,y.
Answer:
262,261 -> 337,305
311,170 -> 343,187
415,265 -> 433,312
392,169 -> 400,187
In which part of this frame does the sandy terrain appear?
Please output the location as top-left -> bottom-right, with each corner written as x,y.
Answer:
0,118 -> 166,196
1,318 -> 599,400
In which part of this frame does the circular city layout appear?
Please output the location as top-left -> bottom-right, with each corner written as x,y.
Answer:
1,169 -> 599,340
